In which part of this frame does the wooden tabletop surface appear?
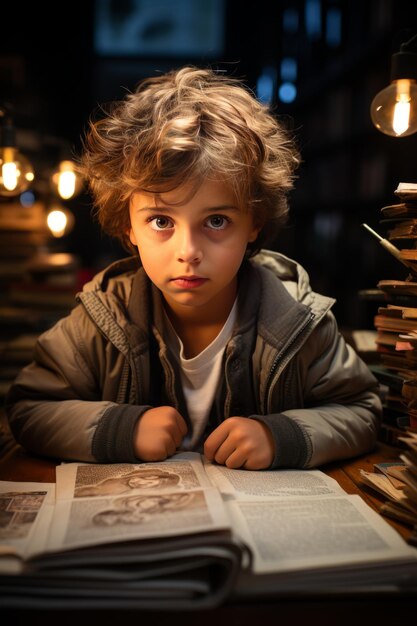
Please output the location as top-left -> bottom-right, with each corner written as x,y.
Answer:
0,408 -> 412,541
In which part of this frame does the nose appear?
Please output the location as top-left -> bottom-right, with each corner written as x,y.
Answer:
176,227 -> 202,264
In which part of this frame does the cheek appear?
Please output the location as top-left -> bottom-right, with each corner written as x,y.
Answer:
212,240 -> 248,268
138,249 -> 164,281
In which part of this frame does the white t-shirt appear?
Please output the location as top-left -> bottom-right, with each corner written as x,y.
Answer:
164,301 -> 237,449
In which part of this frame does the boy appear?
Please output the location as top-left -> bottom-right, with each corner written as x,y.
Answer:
6,67 -> 381,470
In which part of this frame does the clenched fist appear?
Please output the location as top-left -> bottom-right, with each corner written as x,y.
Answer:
204,416 -> 274,470
133,406 -> 187,462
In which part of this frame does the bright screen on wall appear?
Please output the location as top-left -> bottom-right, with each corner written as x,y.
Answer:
94,0 -> 225,58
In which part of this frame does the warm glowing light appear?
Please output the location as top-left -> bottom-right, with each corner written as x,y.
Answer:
370,79 -> 417,137
392,80 -> 411,135
0,146 -> 34,196
2,161 -> 18,191
47,209 -> 68,237
58,170 -> 76,199
52,160 -> 82,200
393,99 -> 411,135
46,206 -> 74,238
0,112 -> 34,196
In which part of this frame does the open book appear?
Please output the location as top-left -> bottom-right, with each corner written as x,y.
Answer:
1,452 -> 417,609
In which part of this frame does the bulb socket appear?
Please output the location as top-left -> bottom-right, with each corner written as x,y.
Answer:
390,50 -> 417,81
0,119 -> 16,148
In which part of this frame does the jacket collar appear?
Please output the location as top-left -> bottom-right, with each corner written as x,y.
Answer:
126,259 -> 260,337
80,251 -> 334,352
94,256 -> 141,292
124,252 -> 334,341
249,253 -> 335,349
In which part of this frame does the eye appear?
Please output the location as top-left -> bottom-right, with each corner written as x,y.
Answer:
148,216 -> 173,231
206,215 -> 230,230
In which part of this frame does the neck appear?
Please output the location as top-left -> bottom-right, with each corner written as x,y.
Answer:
164,286 -> 237,358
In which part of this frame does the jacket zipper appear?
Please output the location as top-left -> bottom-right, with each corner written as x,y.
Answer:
264,311 -> 315,413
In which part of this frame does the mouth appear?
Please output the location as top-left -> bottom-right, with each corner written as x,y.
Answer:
170,276 -> 208,289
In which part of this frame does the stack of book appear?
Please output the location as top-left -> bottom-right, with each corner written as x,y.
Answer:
360,430 -> 417,542
370,183 -> 417,443
0,200 -> 81,399
0,251 -> 80,399
400,430 -> 417,521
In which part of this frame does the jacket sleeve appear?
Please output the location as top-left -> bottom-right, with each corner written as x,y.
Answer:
5,305 -> 150,463
252,311 -> 382,469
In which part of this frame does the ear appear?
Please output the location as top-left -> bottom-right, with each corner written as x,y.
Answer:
246,209 -> 264,243
248,223 -> 261,243
128,227 -> 138,247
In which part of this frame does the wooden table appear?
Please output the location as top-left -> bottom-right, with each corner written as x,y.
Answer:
0,431 -> 411,540
323,442 -> 412,541
1,427 -> 416,625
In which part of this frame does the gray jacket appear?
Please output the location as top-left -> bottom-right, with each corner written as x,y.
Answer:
6,250 -> 381,468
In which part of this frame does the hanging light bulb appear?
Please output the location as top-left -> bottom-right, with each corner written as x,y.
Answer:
370,34 -> 417,137
51,159 -> 83,200
0,110 -> 34,196
46,204 -> 74,238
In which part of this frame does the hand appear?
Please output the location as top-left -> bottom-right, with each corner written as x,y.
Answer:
133,406 -> 187,462
204,417 -> 275,470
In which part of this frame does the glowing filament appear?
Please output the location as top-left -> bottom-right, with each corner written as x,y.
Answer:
393,80 -> 411,136
1,146 -> 18,190
47,209 -> 68,237
2,162 -> 18,191
58,169 -> 76,199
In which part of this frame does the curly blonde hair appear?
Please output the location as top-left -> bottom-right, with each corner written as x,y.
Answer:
79,66 -> 300,253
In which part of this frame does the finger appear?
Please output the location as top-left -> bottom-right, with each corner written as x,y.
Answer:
163,435 -> 178,458
164,411 -> 187,447
223,448 -> 248,470
212,437 -> 238,466
174,412 -> 188,438
204,423 -> 229,461
170,426 -> 184,449
242,456 -> 265,470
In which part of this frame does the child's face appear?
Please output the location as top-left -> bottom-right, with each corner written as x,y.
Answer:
129,179 -> 259,321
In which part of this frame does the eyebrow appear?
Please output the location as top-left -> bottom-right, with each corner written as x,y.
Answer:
136,205 -> 240,213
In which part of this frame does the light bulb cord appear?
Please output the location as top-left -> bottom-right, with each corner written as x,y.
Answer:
401,33 -> 417,53
0,104 -> 17,147
391,33 -> 417,82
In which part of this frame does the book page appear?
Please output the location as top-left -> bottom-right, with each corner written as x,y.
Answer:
373,462 -> 407,489
360,469 -> 411,508
50,453 -> 230,553
46,486 -> 231,553
203,462 -> 345,499
226,494 -> 417,574
0,481 -> 55,572
56,452 -> 211,500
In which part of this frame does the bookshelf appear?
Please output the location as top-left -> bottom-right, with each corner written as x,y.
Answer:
265,0 -> 417,331
0,200 -> 79,400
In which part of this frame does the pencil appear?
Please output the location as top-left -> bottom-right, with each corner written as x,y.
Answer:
362,223 -> 415,272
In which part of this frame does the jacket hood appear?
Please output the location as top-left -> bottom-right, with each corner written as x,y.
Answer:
77,250 -> 334,349
81,256 -> 141,299
251,250 -> 334,319
78,256 -> 141,321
